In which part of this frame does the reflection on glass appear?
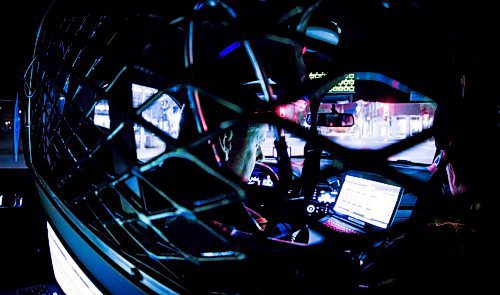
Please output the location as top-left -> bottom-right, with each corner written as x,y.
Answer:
142,95 -> 183,139
134,123 -> 166,162
93,99 -> 110,129
132,84 -> 183,139
132,84 -> 184,162
132,83 -> 157,107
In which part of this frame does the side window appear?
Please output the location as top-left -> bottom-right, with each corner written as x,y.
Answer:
93,99 -> 110,129
132,84 -> 184,162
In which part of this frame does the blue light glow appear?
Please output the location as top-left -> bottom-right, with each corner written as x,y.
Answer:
200,251 -> 238,257
355,72 -> 411,93
219,42 -> 241,58
58,96 -> 65,113
14,95 -> 20,162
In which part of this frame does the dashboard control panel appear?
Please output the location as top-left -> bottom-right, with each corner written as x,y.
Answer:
306,183 -> 339,216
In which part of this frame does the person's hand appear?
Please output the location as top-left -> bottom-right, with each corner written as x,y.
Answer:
244,205 -> 268,231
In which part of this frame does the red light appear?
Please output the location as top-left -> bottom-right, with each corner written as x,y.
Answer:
302,46 -> 307,55
294,99 -> 309,109
278,106 -> 286,118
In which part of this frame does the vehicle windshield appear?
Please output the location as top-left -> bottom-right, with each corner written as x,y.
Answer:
261,99 -> 437,165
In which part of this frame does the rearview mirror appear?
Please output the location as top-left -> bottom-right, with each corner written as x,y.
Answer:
306,113 -> 355,127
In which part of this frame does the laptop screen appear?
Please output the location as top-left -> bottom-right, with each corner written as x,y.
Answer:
333,175 -> 402,229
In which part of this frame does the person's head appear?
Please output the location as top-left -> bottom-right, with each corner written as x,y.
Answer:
434,103 -> 492,197
218,124 -> 266,181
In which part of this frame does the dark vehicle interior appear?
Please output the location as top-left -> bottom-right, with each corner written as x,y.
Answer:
0,0 -> 497,294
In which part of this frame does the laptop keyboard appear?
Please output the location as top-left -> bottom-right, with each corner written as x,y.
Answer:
321,216 -> 360,234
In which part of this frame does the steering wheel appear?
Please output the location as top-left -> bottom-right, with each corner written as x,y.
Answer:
253,162 -> 280,187
245,161 -> 280,208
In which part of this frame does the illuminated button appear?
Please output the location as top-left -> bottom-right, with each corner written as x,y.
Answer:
306,205 -> 316,213
322,217 -> 359,234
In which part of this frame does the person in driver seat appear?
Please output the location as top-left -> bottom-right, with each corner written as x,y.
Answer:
214,123 -> 270,231
217,124 -> 267,183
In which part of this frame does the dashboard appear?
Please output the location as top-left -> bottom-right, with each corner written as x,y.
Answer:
246,162 -> 279,188
248,161 -> 420,234
305,172 -> 410,233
